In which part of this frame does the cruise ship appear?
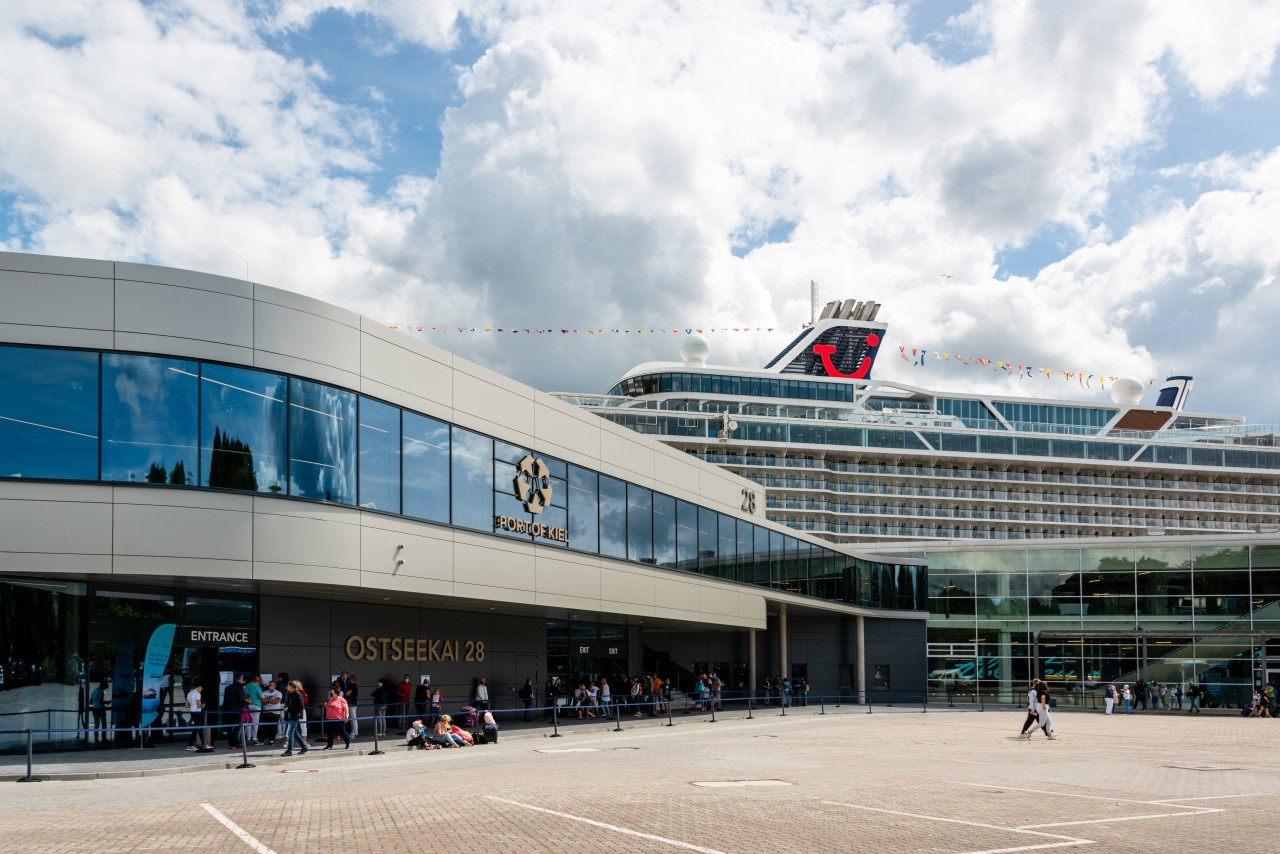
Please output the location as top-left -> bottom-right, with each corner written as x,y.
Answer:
555,299 -> 1280,544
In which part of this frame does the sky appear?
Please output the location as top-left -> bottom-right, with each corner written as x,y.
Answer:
3,0 -> 1280,421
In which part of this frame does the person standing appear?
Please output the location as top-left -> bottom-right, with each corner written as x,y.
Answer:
518,678 -> 535,722
414,678 -> 430,721
89,680 -> 108,745
322,687 -> 350,749
474,677 -> 490,711
1186,681 -> 1200,713
223,674 -> 247,749
599,677 -> 612,718
280,680 -> 309,756
395,673 -> 413,733
1019,681 -> 1039,736
186,681 -> 210,752
430,686 -> 444,727
1135,680 -> 1147,711
1104,683 -> 1116,716
372,677 -> 390,736
1122,684 -> 1133,715
344,674 -> 359,740
245,674 -> 264,744
259,680 -> 283,745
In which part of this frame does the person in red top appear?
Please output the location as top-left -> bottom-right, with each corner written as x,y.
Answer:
322,687 -> 350,749
395,673 -> 413,734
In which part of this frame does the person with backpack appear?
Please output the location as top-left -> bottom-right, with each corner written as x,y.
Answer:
280,680 -> 309,756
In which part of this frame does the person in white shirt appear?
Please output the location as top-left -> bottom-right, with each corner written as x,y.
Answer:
259,681 -> 284,745
185,683 -> 209,751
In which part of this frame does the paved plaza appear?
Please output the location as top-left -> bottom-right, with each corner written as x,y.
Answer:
1,706 -> 1277,853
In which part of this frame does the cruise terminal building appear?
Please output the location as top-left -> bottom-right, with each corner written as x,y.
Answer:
0,252 -> 926,748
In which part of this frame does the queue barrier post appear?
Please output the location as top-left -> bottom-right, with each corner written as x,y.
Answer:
550,704 -> 561,738
614,702 -> 623,732
237,723 -> 255,769
820,695 -> 825,716
369,718 -> 385,756
746,692 -> 754,720
666,698 -> 674,727
866,691 -> 872,715
709,701 -> 717,724
780,696 -> 787,717
922,692 -> 927,714
17,728 -> 39,783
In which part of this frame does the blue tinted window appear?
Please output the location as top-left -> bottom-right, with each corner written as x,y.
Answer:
599,475 -> 627,559
627,485 -> 653,564
737,520 -> 753,578
403,412 -> 449,523
450,426 -> 492,531
769,531 -> 784,584
567,465 -> 599,553
101,354 -> 197,485
200,364 -> 287,493
676,500 -> 698,570
289,378 -> 356,504
718,513 -> 737,579
753,526 -> 770,585
653,493 -> 676,569
0,347 -> 98,480
358,397 -> 400,513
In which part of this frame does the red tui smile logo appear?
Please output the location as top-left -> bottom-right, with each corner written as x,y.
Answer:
812,333 -> 879,379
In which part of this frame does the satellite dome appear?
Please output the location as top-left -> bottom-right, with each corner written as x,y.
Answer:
680,335 -> 710,367
1110,376 -> 1143,406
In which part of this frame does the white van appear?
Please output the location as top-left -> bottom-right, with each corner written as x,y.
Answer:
928,668 -> 974,689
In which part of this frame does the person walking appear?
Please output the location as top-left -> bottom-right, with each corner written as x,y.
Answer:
280,680 -> 309,756
1019,681 -> 1039,736
1187,681 -> 1201,714
1022,680 -> 1056,740
1104,683 -> 1116,715
322,687 -> 350,749
518,678 -> 535,722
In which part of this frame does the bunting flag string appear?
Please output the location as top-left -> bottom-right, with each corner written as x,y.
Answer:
897,346 -> 1157,389
387,326 -> 784,334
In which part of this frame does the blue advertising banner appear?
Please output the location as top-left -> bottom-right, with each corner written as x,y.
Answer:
141,623 -> 176,726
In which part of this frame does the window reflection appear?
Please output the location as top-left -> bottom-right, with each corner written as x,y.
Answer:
627,485 -> 653,564
653,494 -> 676,569
403,412 -> 449,523
599,475 -> 627,559
289,378 -> 356,504
676,500 -> 698,571
101,355 -> 199,485
698,507 -> 718,575
358,397 -> 400,513
200,364 -> 286,493
567,466 -> 599,553
0,346 -> 98,480
450,426 -> 492,531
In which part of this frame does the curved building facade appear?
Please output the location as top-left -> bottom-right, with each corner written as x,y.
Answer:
0,252 -> 925,748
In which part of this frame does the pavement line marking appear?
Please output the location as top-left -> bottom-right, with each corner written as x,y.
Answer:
954,782 -> 1183,806
486,796 -> 727,854
1149,794 -> 1270,803
820,801 -> 1093,847
1018,809 -> 1221,829
200,804 -> 278,854
951,842 -> 1093,854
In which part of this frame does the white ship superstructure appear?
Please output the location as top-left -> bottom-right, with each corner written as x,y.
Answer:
555,300 -> 1280,544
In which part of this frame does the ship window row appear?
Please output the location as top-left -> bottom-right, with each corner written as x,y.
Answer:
602,412 -> 1280,471
0,344 -> 923,611
991,402 -> 1116,431
608,372 -> 856,402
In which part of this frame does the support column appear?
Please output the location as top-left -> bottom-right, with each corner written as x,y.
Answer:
779,604 -> 788,684
856,615 -> 866,704
748,629 -> 757,700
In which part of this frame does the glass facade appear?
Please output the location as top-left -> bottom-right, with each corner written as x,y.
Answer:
926,544 -> 1280,709
609,371 -> 856,402
0,344 -> 923,612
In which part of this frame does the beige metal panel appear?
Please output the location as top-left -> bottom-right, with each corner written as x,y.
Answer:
112,485 -> 251,513
698,465 -> 756,515
0,482 -> 111,502
115,261 -> 252,299
736,591 -> 768,625
653,446 -> 701,496
452,367 -> 537,438
115,279 -> 253,348
653,573 -> 704,611
599,429 -> 656,483
537,553 -> 600,600
599,563 -> 656,607
698,583 -> 742,618
454,537 -> 535,591
113,555 -> 253,580
113,503 -> 252,561
252,350 -> 360,390
0,251 -> 114,279
359,570 -> 453,597
254,561 -> 360,587
598,599 -> 657,620
358,522 -> 454,582
0,552 -> 112,575
113,332 -> 254,365
533,589 -> 602,613
253,511 -> 361,569
0,322 -> 114,349
254,281 -> 361,328
359,332 -> 453,410
531,398 -> 602,464
452,580 -> 537,606
253,300 -> 361,379
0,269 -> 114,333
358,377 -> 451,422
0,498 -> 112,554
